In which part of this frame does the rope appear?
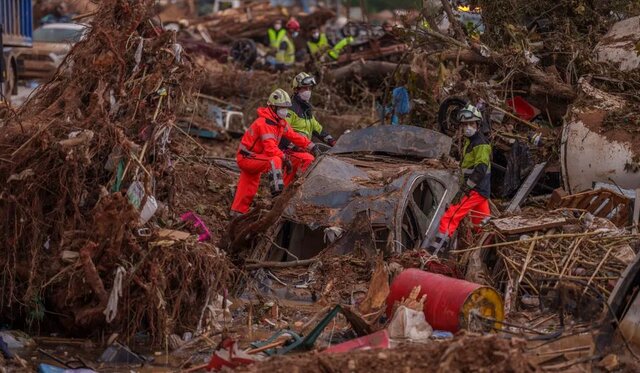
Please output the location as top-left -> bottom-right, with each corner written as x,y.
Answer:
103,266 -> 126,323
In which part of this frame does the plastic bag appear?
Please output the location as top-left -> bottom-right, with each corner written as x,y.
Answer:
388,306 -> 432,341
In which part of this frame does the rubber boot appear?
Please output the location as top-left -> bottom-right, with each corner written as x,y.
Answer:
229,210 -> 244,218
269,169 -> 285,196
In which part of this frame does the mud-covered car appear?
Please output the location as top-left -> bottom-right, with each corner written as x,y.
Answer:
260,126 -> 460,261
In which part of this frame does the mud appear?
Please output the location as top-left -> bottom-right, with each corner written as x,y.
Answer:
233,334 -> 537,373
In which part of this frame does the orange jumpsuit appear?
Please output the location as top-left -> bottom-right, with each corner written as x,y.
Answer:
231,107 -> 315,214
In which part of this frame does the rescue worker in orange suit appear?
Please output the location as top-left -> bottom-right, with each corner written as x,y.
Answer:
230,89 -> 321,216
428,104 -> 491,256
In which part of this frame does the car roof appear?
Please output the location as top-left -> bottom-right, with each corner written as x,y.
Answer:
328,126 -> 452,159
39,23 -> 87,30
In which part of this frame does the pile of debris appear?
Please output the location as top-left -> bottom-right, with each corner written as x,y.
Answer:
234,333 -> 536,373
3,0 -> 640,372
0,0 -> 234,343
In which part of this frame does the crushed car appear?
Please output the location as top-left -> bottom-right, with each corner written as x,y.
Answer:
258,125 -> 459,262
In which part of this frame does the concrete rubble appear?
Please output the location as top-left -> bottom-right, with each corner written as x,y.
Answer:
1,0 -> 640,372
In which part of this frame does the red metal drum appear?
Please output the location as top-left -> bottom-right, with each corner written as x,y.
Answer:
385,268 -> 504,332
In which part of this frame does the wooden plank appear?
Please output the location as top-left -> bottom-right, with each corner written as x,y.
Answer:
567,194 -> 588,208
492,215 -> 571,235
576,193 -> 598,210
505,162 -> 547,213
158,229 -> 192,240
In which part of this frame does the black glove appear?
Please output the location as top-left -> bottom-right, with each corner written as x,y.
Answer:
460,182 -> 472,195
283,156 -> 293,174
311,144 -> 322,157
452,182 -> 473,205
324,135 -> 336,147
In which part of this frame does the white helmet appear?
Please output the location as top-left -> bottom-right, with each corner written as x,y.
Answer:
457,104 -> 482,122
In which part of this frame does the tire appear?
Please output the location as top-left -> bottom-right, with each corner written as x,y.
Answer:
437,96 -> 467,137
230,39 -> 257,68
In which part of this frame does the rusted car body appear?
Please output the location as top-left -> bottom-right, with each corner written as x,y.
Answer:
261,126 -> 459,261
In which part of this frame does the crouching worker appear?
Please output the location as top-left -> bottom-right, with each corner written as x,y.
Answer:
230,89 -> 320,216
280,72 -> 336,185
428,104 -> 491,256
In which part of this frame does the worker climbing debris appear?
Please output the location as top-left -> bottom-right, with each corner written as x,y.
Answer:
428,104 -> 491,256
230,89 -> 319,216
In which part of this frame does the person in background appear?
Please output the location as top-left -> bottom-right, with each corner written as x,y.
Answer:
306,26 -> 330,59
266,19 -> 286,52
271,18 -> 299,70
307,26 -> 353,62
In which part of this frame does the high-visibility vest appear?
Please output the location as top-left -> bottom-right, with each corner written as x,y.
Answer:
275,35 -> 295,65
307,33 -> 329,56
328,36 -> 354,60
268,28 -> 286,49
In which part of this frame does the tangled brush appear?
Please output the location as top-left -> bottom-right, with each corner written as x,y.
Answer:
0,0 -> 234,344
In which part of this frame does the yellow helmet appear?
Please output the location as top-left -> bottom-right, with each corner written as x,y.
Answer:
292,72 -> 317,89
267,88 -> 292,107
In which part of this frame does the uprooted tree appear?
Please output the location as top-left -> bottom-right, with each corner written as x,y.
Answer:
0,0 -> 233,344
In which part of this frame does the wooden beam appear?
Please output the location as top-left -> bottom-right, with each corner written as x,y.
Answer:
505,162 -> 547,213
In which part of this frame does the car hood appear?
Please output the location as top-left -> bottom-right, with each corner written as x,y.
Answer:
282,154 -> 456,229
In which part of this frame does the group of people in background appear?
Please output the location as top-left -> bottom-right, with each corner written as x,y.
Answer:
265,18 -> 354,70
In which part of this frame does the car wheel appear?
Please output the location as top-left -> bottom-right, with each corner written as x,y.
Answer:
437,96 -> 467,137
230,39 -> 257,68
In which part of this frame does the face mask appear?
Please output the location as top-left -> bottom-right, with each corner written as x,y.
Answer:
463,125 -> 477,137
277,108 -> 289,119
292,31 -> 299,38
312,32 -> 320,39
274,24 -> 282,30
299,90 -> 312,101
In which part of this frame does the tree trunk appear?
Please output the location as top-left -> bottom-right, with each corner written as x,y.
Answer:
327,60 -> 410,82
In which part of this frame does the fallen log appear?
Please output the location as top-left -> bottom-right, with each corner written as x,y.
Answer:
327,60 -> 410,82
244,258 -> 317,270
438,49 -> 577,100
222,183 -> 299,252
195,4 -> 335,44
